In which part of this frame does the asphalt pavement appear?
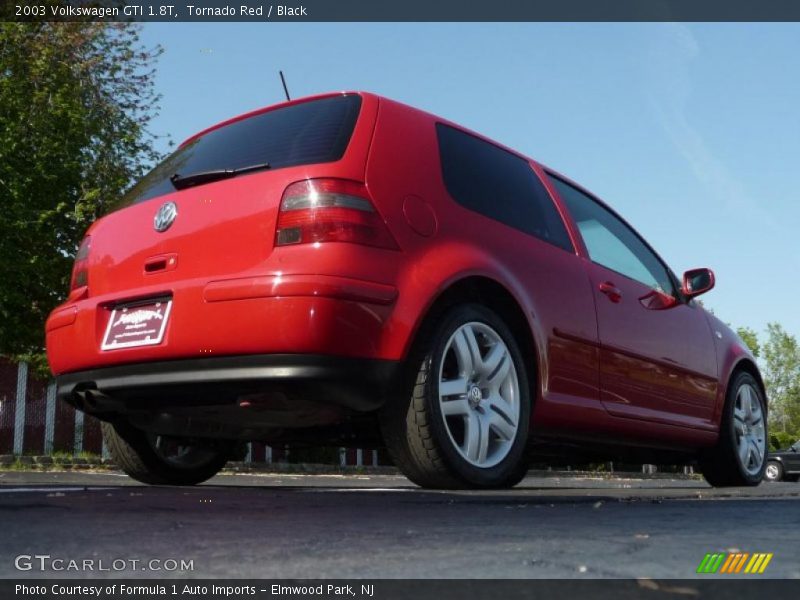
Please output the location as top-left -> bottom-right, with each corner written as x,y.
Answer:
1,470 -> 799,579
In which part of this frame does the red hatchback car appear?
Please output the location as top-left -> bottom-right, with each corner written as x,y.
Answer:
46,92 -> 767,489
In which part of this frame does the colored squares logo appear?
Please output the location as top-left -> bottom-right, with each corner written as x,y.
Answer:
697,553 -> 773,574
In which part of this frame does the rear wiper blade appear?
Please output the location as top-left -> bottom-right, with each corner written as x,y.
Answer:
169,162 -> 271,190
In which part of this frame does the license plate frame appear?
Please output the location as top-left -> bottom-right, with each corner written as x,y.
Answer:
101,298 -> 172,351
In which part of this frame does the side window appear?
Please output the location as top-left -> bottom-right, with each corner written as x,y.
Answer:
436,124 -> 573,252
548,175 -> 674,294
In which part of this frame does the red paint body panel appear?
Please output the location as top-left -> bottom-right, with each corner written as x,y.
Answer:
46,91 -> 761,453
586,261 -> 719,430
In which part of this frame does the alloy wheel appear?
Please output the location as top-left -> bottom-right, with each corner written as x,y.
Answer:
438,322 -> 520,468
733,384 -> 766,476
765,462 -> 781,481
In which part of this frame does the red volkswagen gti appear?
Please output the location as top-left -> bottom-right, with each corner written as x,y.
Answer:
45,92 -> 767,489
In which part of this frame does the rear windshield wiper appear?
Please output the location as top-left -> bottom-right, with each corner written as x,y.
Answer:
169,162 -> 271,190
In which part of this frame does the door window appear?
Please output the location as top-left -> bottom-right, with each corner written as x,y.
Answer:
548,175 -> 674,294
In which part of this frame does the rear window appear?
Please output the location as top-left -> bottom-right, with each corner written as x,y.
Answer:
436,124 -> 573,252
122,94 -> 362,205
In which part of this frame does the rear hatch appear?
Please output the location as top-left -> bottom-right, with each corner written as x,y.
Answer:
83,93 -> 375,298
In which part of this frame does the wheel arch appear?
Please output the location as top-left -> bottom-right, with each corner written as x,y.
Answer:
712,350 -> 768,427
730,357 -> 768,411
404,275 -> 540,404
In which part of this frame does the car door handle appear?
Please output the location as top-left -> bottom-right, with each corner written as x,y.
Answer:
598,281 -> 622,303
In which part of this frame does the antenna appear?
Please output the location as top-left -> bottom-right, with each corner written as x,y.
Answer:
279,71 -> 291,101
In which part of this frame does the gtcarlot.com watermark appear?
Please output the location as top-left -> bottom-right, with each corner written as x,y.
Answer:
14,554 -> 194,572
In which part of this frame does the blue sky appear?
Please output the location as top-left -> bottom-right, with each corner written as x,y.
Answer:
140,23 -> 800,341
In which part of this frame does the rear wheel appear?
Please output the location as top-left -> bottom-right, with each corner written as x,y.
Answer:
700,372 -> 767,487
380,304 -> 532,489
764,461 -> 783,482
102,420 -> 233,486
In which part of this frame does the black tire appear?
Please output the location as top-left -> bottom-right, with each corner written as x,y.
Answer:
764,460 -> 783,482
379,304 -> 532,489
699,371 -> 767,487
102,420 -> 232,486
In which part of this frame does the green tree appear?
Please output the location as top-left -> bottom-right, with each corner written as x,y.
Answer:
736,326 -> 761,358
762,323 -> 800,437
0,23 -> 164,374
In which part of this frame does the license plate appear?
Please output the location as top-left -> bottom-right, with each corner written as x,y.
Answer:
101,299 -> 172,351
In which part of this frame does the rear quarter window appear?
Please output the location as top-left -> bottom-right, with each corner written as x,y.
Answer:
122,94 -> 362,205
436,123 -> 573,252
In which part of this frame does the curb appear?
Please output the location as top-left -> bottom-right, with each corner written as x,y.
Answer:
0,454 -> 111,470
0,455 -> 701,480
223,462 -> 399,476
0,455 -> 395,475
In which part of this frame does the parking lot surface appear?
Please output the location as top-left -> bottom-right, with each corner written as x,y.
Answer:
1,470 -> 798,579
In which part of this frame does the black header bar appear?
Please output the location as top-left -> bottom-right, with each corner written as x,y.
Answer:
4,0 -> 800,22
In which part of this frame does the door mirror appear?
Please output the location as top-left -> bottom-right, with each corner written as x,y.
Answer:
682,268 -> 715,299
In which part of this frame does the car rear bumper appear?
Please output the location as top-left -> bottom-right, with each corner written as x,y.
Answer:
46,273 -> 401,375
58,353 -> 404,415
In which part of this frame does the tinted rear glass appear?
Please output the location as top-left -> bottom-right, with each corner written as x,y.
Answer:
122,94 -> 362,205
436,124 -> 573,252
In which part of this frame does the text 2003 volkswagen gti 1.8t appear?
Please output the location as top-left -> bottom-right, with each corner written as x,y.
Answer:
45,92 -> 767,489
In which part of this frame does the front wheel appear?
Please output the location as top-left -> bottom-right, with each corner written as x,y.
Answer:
764,461 -> 783,482
700,372 -> 767,487
380,304 -> 532,489
102,421 -> 233,486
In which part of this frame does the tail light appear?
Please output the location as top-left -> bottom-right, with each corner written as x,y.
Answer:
70,236 -> 91,292
275,179 -> 398,250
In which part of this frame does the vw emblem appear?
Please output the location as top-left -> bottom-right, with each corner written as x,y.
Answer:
468,385 -> 483,408
153,201 -> 177,232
